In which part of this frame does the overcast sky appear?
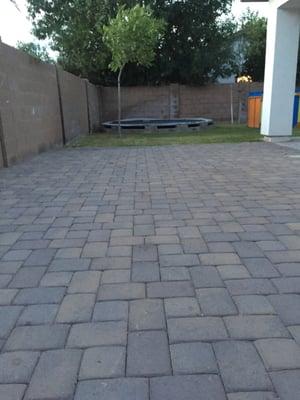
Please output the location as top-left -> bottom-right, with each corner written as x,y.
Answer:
0,0 -> 269,48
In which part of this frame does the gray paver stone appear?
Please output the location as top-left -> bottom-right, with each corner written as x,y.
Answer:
5,324 -> 69,351
131,262 -> 160,282
0,384 -> 26,400
150,375 -> 226,400
224,315 -> 289,339
227,392 -> 279,400
147,281 -> 194,298
0,306 -> 23,338
255,339 -> 300,370
234,295 -> 275,315
0,351 -> 39,383
129,299 -> 165,330
17,304 -> 58,325
67,321 -> 127,347
13,287 -> 65,305
190,267 -> 224,288
168,317 -> 228,343
9,267 -> 46,288
164,297 -> 200,318
25,349 -> 81,400
268,294 -> 300,325
75,378 -> 148,400
93,301 -> 128,321
79,346 -> 125,379
214,341 -> 272,392
56,293 -> 95,323
170,342 -> 217,374
98,283 -> 145,300
196,288 -> 237,316
68,271 -> 101,294
127,330 -> 171,376
270,370 -> 300,400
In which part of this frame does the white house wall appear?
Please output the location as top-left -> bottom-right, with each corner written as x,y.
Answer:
261,0 -> 300,137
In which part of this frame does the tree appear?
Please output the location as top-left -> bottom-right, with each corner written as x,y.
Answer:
236,10 -> 300,83
26,0 -> 236,85
236,10 -> 267,81
103,5 -> 165,135
27,0 -> 121,83
17,41 -> 53,63
143,0 -> 236,85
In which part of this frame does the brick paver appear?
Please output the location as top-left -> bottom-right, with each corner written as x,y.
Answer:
1,142 -> 300,399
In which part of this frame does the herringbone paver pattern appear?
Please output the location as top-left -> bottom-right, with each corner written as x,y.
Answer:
1,142 -> 300,399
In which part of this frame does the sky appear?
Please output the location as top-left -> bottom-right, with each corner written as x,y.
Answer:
0,0 -> 269,49
231,0 -> 269,18
0,0 -> 34,46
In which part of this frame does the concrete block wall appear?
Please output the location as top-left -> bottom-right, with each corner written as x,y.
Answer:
179,84 -> 235,121
0,43 -> 63,165
0,40 -> 263,169
100,85 -> 171,122
86,81 -> 102,133
0,116 -> 4,168
0,43 -> 101,167
56,68 -> 90,142
99,82 -> 264,123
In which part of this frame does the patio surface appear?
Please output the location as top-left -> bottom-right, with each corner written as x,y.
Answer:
0,142 -> 300,399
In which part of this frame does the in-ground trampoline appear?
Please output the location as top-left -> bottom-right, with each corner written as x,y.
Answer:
103,118 -> 213,132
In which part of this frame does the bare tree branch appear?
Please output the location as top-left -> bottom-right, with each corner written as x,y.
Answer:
10,0 -> 20,11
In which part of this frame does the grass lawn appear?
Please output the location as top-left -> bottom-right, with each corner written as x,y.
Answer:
71,124 -> 300,148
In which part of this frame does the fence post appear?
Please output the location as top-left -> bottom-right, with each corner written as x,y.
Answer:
55,66 -> 66,145
169,84 -> 180,118
84,79 -> 91,134
97,86 -> 104,125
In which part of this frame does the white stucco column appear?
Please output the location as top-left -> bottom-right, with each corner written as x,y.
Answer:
261,4 -> 300,138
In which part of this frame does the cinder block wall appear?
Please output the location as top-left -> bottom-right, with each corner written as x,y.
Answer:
56,68 -> 89,142
0,40 -> 263,169
99,85 -> 171,122
0,43 -> 101,167
99,82 -> 264,123
86,81 -> 102,132
180,84 -> 234,120
0,43 -> 63,165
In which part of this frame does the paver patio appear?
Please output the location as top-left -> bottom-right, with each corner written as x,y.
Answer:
0,142 -> 300,399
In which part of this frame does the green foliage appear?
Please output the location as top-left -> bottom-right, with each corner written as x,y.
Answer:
236,10 -> 300,83
103,5 -> 165,73
146,0 -> 236,85
103,5 -> 165,134
26,0 -> 236,85
237,10 -> 267,81
17,41 -> 53,63
27,0 -> 117,82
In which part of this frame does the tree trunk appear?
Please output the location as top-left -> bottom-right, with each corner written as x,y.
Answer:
117,67 -> 123,137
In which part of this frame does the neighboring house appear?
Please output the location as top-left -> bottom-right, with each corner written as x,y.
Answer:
217,76 -> 236,84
